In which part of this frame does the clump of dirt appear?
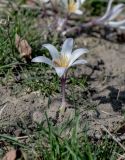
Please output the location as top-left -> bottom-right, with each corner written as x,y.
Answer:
1,35 -> 125,138
0,86 -> 47,126
75,35 -> 125,136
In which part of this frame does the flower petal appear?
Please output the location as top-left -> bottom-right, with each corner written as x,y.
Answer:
97,0 -> 113,22
61,0 -> 67,7
109,4 -> 125,21
106,19 -> 125,28
61,38 -> 73,57
42,44 -> 59,59
103,0 -> 114,18
75,9 -> 83,15
96,0 -> 124,23
43,0 -> 50,2
54,67 -> 66,77
32,56 -> 52,66
80,0 -> 86,4
72,48 -> 88,55
119,26 -> 125,30
40,0 -> 50,3
76,1 -> 80,8
70,59 -> 87,66
69,48 -> 88,66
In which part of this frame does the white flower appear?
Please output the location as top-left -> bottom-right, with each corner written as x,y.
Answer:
32,38 -> 88,77
104,2 -> 125,30
61,0 -> 85,15
40,0 -> 50,3
96,0 -> 125,29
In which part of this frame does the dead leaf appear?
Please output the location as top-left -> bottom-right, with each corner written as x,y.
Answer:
15,34 -> 32,60
2,149 -> 16,160
21,150 -> 28,160
26,0 -> 37,6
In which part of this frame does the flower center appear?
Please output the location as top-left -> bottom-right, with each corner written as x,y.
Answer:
68,0 -> 77,13
53,55 -> 69,67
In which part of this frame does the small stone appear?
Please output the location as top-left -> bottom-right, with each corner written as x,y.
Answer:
14,129 -> 22,137
32,111 -> 43,124
94,132 -> 102,140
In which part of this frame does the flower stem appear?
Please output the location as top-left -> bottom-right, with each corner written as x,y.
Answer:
60,76 -> 66,111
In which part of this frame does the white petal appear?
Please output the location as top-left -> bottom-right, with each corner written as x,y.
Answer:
69,48 -> 88,66
54,67 -> 66,77
74,9 -> 83,15
109,4 -> 125,21
95,1 -> 125,24
97,0 -> 114,22
119,26 -> 125,30
32,56 -> 52,66
43,0 -> 49,2
107,19 -> 125,28
72,48 -> 88,55
42,44 -> 59,59
76,1 -> 80,8
71,59 -> 87,66
61,38 -> 73,57
103,0 -> 114,18
61,0 -> 67,7
80,0 -> 86,4
40,0 -> 49,3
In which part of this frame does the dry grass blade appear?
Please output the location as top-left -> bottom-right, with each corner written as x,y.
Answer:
101,124 -> 125,151
117,153 -> 125,160
0,104 -> 7,119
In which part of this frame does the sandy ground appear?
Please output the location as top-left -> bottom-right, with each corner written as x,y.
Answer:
1,35 -> 125,137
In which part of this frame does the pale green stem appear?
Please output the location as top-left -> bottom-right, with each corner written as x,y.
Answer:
60,75 -> 66,110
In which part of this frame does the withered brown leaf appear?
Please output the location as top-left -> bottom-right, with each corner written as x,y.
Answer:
26,0 -> 37,6
2,149 -> 16,160
15,34 -> 32,60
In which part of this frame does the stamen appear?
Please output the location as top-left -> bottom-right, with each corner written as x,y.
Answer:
68,0 -> 77,13
53,55 -> 69,67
